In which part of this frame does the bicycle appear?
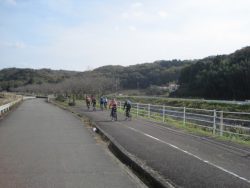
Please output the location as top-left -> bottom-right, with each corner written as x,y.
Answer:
125,110 -> 132,121
104,102 -> 107,110
100,103 -> 104,111
111,107 -> 117,121
93,103 -> 96,111
86,102 -> 90,110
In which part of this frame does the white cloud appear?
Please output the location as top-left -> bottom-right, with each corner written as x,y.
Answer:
128,25 -> 137,31
121,10 -> 152,22
131,2 -> 143,9
41,0 -> 74,15
121,1 -> 148,21
14,42 -> 26,48
157,11 -> 168,19
1,41 -> 26,49
114,26 -> 120,31
5,0 -> 16,6
120,3 -> 169,22
121,12 -> 129,19
133,11 -> 144,18
121,10 -> 146,20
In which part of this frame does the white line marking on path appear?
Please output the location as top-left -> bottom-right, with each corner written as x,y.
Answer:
133,118 -> 250,155
125,125 -> 250,184
136,117 -> 250,155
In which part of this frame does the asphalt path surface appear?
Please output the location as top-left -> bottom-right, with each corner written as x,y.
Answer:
0,99 -> 145,188
72,102 -> 250,188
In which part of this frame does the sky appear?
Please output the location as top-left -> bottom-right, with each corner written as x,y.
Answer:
0,0 -> 250,71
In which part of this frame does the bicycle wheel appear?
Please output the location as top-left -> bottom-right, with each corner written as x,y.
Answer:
128,113 -> 132,121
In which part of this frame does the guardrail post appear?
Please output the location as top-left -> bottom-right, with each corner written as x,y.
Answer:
148,104 -> 150,118
220,111 -> 224,136
183,107 -> 186,126
136,103 -> 139,117
213,110 -> 216,135
163,105 -> 165,122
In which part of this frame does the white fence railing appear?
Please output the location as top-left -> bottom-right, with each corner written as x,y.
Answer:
0,98 -> 23,116
118,101 -> 250,138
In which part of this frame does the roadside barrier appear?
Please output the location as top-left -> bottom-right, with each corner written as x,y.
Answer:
0,98 -> 23,116
118,101 -> 250,138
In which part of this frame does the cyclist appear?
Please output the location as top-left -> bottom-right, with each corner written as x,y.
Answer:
109,98 -> 117,121
123,100 -> 132,119
100,97 -> 104,110
85,96 -> 91,110
91,95 -> 96,111
103,97 -> 108,109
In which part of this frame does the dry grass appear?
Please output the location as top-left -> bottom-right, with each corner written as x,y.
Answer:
0,92 -> 20,106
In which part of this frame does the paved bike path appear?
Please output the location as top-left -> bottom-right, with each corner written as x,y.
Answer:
0,99 -> 144,188
71,102 -> 250,188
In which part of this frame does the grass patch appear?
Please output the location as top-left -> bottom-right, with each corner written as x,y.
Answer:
0,92 -> 22,106
116,96 -> 250,113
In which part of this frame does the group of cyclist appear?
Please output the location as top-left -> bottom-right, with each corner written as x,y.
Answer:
85,95 -> 132,121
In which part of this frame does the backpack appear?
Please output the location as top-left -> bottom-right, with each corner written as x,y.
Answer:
126,100 -> 131,108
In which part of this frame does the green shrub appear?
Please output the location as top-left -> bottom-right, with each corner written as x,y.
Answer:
68,101 -> 76,106
55,95 -> 66,102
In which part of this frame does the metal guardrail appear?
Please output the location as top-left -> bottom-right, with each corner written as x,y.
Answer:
0,95 -> 37,116
23,96 -> 36,100
117,101 -> 250,138
0,98 -> 23,116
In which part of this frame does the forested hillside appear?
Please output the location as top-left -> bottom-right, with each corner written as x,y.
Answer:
0,68 -> 78,91
0,60 -> 191,92
1,46 -> 250,100
93,60 -> 192,89
173,47 -> 250,100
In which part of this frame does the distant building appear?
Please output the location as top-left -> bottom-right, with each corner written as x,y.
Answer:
158,83 -> 179,92
168,83 -> 179,92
